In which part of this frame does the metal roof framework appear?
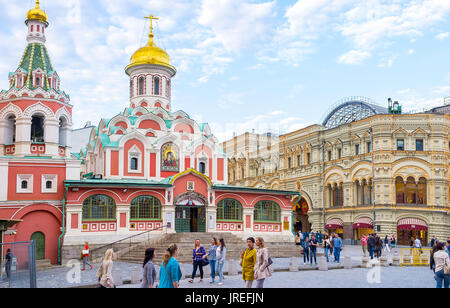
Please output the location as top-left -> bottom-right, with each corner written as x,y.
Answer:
322,97 -> 388,129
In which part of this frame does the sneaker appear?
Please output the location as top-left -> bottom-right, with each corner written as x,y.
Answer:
188,279 -> 193,283
210,281 -> 215,284
218,282 -> 223,286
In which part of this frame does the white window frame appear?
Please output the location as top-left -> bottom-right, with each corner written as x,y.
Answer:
128,145 -> 142,174
17,174 -> 33,194
41,174 -> 58,193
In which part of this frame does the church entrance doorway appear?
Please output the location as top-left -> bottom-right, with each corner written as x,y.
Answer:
174,192 -> 207,233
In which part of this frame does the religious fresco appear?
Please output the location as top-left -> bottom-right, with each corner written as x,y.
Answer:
161,142 -> 179,172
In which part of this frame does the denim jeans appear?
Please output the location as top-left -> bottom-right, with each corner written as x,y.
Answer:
209,260 -> 216,281
334,247 -> 341,263
82,256 -> 91,269
310,249 -> 317,264
324,247 -> 329,262
435,269 -> 450,288
369,246 -> 375,259
303,248 -> 310,263
216,260 -> 225,282
192,260 -> 204,279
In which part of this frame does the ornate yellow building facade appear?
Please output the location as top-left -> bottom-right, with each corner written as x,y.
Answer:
222,98 -> 450,245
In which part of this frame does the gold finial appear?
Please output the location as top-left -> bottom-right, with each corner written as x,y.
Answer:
144,14 -> 159,39
36,0 -> 40,8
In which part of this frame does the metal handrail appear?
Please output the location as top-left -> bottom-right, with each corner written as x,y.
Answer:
89,224 -> 169,260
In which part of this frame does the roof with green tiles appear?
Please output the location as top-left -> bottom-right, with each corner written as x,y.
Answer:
15,43 -> 53,89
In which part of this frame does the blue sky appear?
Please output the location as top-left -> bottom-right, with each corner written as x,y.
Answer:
1,0 -> 450,141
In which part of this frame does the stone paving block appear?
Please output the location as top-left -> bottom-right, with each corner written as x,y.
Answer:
228,260 -> 239,276
130,269 -> 141,284
113,270 -> 123,286
344,256 -> 352,269
318,256 -> 328,271
289,257 -> 299,272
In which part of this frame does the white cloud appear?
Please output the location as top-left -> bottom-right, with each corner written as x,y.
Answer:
338,50 -> 371,65
436,32 -> 449,40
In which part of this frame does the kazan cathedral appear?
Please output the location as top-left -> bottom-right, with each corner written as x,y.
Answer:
0,3 -> 297,265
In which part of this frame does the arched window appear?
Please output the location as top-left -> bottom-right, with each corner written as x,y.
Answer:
395,177 -> 405,203
418,177 -> 427,204
217,199 -> 243,221
130,157 -> 138,170
21,180 -> 28,189
138,77 -> 145,95
31,25 -> 34,32
154,77 -> 160,95
199,162 -> 206,174
254,200 -> 281,223
31,114 -> 45,142
35,76 -> 41,87
130,196 -> 161,220
6,115 -> 16,144
82,195 -> 116,221
405,177 -> 417,204
59,117 -> 68,146
46,181 -> 52,189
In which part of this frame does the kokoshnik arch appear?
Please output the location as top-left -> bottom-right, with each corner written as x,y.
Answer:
0,3 -> 298,264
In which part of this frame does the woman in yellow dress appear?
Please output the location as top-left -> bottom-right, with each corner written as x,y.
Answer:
240,237 -> 257,288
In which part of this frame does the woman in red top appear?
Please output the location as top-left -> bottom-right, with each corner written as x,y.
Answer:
361,235 -> 368,257
82,241 -> 93,271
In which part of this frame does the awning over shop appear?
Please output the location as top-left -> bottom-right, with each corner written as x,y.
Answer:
397,218 -> 428,231
325,218 -> 343,230
353,217 -> 373,229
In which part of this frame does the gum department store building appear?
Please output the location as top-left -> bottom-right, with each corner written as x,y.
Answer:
223,98 -> 450,246
0,3 -> 298,265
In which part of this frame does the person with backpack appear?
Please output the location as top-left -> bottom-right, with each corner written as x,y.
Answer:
433,242 -> 450,288
254,237 -> 272,288
367,234 -> 376,260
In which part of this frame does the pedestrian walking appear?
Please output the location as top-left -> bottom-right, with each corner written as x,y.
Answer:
367,234 -> 376,259
254,237 -> 272,288
216,239 -> 226,286
361,234 -> 368,257
81,241 -> 93,271
295,231 -> 301,246
415,237 -> 423,255
430,236 -> 436,248
205,237 -> 218,284
430,243 -> 440,274
97,249 -> 115,288
189,239 -> 206,283
309,234 -> 318,265
301,237 -> 310,265
433,242 -> 450,288
159,244 -> 182,288
375,235 -> 383,258
240,237 -> 257,288
333,234 -> 343,263
322,233 -> 331,262
4,249 -> 12,280
329,233 -> 334,257
447,240 -> 450,258
141,248 -> 156,288
390,234 -> 396,248
383,235 -> 390,254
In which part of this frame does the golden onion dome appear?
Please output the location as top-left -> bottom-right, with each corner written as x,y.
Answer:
126,34 -> 175,72
26,1 -> 48,24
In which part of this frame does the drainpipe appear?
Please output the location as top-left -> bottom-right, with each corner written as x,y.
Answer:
58,184 -> 69,265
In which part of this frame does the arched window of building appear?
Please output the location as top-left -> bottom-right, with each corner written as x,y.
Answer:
395,177 -> 405,203
418,177 -> 427,204
35,76 -> 41,87
154,77 -> 160,95
82,195 -> 116,221
138,77 -> 145,95
130,79 -> 133,98
130,196 -> 161,220
199,162 -> 206,174
31,25 -> 34,32
5,115 -> 16,144
405,177 -> 417,204
46,181 -> 52,189
59,117 -> 68,146
130,157 -> 138,170
21,180 -> 28,189
31,114 -> 45,142
217,199 -> 243,221
254,200 -> 281,223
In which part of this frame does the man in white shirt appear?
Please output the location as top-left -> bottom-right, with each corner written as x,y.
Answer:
414,238 -> 422,248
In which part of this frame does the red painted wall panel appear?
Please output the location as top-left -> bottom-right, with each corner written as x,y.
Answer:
110,151 -> 119,176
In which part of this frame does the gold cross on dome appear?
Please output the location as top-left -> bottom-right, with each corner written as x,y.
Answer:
144,14 -> 159,35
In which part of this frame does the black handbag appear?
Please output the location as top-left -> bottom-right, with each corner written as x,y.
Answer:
202,257 -> 209,266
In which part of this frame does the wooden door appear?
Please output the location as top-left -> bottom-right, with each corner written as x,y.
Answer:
31,231 -> 45,260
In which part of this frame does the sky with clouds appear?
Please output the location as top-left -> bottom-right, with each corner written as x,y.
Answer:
1,0 -> 450,142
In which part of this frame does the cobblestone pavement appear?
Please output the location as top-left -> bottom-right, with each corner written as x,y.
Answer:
120,267 -> 435,289
0,245 -> 410,288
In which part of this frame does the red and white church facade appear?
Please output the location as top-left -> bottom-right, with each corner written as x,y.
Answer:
0,4 -> 297,264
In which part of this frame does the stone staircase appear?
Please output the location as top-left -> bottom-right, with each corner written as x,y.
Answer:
36,259 -> 52,270
118,233 -> 301,265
